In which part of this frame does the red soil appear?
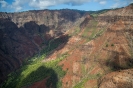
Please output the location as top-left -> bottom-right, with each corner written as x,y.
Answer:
28,77 -> 48,88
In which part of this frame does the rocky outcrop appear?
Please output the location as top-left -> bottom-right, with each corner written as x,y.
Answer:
80,15 -> 92,29
0,10 -> 87,31
98,69 -> 133,88
97,4 -> 133,23
97,16 -> 133,23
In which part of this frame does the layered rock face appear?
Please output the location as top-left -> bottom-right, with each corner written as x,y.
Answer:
0,10 -> 86,32
97,4 -> 133,88
0,10 -> 88,83
97,4 -> 133,23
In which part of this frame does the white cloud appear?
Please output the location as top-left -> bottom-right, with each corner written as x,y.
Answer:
15,6 -> 22,11
29,0 -> 91,8
0,0 -> 92,12
11,0 -> 30,11
0,0 -> 133,12
94,0 -> 107,5
99,1 -> 107,5
0,1 -> 8,8
110,0 -> 133,9
29,0 -> 56,9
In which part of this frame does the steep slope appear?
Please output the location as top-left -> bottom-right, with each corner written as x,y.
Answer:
61,4 -> 133,88
0,10 -> 86,31
22,4 -> 133,88
0,10 -> 89,84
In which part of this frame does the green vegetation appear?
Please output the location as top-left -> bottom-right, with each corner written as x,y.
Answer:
91,14 -> 99,18
111,44 -> 114,46
82,20 -> 97,39
70,27 -> 81,36
106,44 -> 108,47
81,20 -> 105,42
81,64 -> 86,75
26,35 -> 69,65
89,9 -> 111,17
1,53 -> 68,88
82,27 -> 92,37
105,43 -> 114,47
73,65 -> 98,88
1,37 -> 69,88
73,73 -> 101,88
81,56 -> 88,75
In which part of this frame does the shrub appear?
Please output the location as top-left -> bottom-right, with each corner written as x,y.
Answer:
106,44 -> 108,47
111,44 -> 114,46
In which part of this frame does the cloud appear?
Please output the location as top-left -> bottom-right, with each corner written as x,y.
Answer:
94,0 -> 107,5
0,1 -> 8,8
99,1 -> 107,5
0,0 -> 133,12
29,0 -> 91,8
29,0 -> 56,9
111,0 -> 133,9
0,0 -> 28,12
0,0 -> 92,12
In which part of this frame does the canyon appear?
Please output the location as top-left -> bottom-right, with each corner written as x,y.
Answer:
0,10 -> 87,84
0,3 -> 133,88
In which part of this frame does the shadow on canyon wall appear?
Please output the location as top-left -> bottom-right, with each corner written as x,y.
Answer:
0,18 -> 70,85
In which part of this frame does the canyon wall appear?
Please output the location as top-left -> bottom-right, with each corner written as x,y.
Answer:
0,10 -> 89,83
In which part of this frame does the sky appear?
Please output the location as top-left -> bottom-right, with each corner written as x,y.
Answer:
0,0 -> 133,12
